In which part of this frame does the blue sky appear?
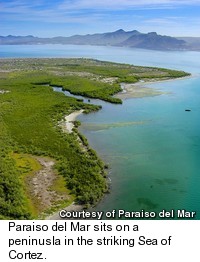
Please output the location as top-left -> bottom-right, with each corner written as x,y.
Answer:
1,0 -> 200,37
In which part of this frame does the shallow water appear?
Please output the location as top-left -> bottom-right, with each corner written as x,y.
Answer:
1,45 -> 200,218
78,77 -> 200,218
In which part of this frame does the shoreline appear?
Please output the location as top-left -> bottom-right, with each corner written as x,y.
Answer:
46,109 -> 90,220
62,109 -> 84,133
115,74 -> 195,100
0,57 -> 196,219
47,74 -> 194,220
47,110 -> 85,220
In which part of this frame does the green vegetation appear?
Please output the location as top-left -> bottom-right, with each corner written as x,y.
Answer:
0,58 -> 190,104
0,58 -> 190,219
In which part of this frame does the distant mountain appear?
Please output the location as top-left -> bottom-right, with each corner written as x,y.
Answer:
119,32 -> 186,50
0,35 -> 40,44
177,37 -> 200,51
61,29 -> 141,45
0,29 -> 199,51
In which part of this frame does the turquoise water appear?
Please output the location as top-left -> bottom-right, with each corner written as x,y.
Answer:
79,78 -> 200,218
1,45 -> 200,218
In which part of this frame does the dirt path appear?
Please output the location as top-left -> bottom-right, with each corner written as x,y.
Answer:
32,158 -> 56,210
27,157 -> 68,215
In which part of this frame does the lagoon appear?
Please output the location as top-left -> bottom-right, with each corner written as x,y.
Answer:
1,44 -> 200,218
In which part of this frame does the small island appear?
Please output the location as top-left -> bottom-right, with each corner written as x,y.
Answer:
0,58 -> 190,219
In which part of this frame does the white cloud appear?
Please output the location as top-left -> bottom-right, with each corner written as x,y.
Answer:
58,0 -> 200,10
0,0 -> 197,22
1,0 -> 200,14
1,0 -> 200,37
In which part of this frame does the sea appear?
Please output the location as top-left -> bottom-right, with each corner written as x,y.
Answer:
1,44 -> 200,219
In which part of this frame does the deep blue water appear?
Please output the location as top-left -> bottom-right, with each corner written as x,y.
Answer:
1,45 -> 200,219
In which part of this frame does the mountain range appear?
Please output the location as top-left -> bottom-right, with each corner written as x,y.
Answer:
1,29 -> 200,51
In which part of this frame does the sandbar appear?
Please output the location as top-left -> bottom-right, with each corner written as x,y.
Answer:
115,75 -> 194,100
114,82 -> 165,99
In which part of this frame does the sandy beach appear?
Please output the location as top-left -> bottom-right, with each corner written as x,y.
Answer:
63,109 -> 84,133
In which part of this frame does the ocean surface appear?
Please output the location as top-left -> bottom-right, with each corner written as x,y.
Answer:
1,44 -> 200,219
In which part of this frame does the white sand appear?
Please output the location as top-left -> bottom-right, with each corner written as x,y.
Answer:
64,110 -> 84,133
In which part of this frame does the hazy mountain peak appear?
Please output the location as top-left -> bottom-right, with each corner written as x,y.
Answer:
115,29 -> 125,33
148,32 -> 158,35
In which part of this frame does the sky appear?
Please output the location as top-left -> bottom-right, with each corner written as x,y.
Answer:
0,0 -> 200,37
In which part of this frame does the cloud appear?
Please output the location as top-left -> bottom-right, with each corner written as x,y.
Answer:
1,0 -> 200,37
1,0 -> 200,15
0,0 -> 198,22
58,0 -> 200,10
0,0 -> 199,25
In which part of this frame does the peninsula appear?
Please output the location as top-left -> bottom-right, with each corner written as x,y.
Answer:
0,58 -> 190,219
